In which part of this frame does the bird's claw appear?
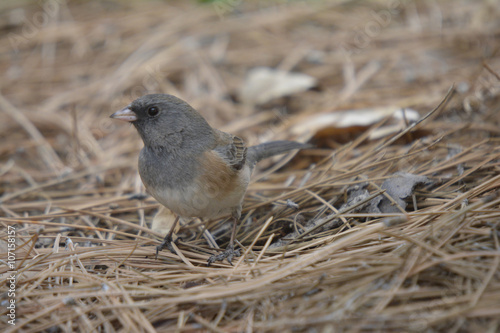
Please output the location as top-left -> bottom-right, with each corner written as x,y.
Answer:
207,244 -> 240,266
155,234 -> 178,259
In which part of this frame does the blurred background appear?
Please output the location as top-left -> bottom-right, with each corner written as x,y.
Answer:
1,0 -> 498,184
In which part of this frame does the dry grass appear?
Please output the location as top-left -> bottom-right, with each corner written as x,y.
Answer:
1,1 -> 500,332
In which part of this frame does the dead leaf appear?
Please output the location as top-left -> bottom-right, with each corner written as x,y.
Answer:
151,206 -> 179,235
239,67 -> 316,105
291,107 -> 420,141
370,172 -> 432,213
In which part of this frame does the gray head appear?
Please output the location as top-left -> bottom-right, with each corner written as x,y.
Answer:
110,94 -> 214,152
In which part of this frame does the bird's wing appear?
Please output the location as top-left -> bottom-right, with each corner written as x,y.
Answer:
213,132 -> 247,171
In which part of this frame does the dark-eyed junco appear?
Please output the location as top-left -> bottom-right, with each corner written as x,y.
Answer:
111,94 -> 310,265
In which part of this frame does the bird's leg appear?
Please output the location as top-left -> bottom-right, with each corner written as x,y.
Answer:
207,217 -> 241,266
156,216 -> 180,259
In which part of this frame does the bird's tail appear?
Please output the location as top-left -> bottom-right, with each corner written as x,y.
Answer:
247,140 -> 311,165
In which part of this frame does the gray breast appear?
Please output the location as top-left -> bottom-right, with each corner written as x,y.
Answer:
138,147 -> 199,191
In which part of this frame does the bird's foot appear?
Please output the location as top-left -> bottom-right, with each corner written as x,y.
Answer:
207,244 -> 240,266
155,234 -> 179,259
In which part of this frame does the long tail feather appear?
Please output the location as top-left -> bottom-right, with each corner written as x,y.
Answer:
247,140 -> 311,165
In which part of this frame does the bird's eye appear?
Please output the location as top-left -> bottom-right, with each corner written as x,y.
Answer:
147,106 -> 159,117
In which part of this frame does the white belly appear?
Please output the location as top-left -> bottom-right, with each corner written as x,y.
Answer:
145,166 -> 251,219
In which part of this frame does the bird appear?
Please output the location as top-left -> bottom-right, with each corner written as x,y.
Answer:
110,94 -> 310,265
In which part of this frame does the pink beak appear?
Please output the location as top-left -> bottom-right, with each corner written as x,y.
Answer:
110,107 -> 137,122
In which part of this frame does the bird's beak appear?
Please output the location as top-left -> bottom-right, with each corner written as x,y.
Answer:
110,107 -> 137,122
